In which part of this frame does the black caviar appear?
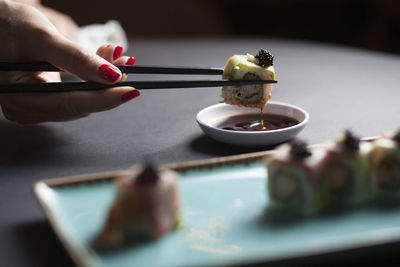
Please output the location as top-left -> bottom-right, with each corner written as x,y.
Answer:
255,49 -> 274,67
343,130 -> 360,151
393,129 -> 400,144
136,163 -> 159,184
290,139 -> 311,159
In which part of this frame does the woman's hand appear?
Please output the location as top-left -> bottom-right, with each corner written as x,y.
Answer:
11,0 -> 79,40
0,1 -> 139,124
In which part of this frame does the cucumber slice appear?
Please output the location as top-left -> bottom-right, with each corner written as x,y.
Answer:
222,55 -> 275,80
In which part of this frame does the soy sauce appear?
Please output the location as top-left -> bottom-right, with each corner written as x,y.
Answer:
218,113 -> 299,131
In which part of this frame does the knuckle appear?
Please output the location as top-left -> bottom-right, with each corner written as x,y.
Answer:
64,48 -> 92,77
15,25 -> 54,57
20,20 -> 53,41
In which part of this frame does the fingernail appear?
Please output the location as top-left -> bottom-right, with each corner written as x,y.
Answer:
121,90 -> 140,102
105,44 -> 111,48
113,46 -> 123,60
98,64 -> 121,82
126,57 -> 136,65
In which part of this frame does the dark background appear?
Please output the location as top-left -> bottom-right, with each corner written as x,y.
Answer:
43,0 -> 400,54
3,2 -> 400,267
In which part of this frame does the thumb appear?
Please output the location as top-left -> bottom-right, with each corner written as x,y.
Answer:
42,36 -> 122,84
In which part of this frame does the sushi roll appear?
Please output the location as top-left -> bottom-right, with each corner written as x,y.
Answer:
221,49 -> 275,109
369,130 -> 400,197
314,130 -> 371,211
92,163 -> 180,250
265,139 -> 323,215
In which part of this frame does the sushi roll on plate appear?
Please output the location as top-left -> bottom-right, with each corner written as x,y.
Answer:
265,139 -> 323,215
314,130 -> 371,211
369,130 -> 400,197
221,49 -> 275,109
92,163 -> 180,250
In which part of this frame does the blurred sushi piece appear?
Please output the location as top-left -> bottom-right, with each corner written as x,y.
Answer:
221,49 -> 275,109
314,130 -> 372,211
369,130 -> 400,197
92,163 -> 180,250
265,139 -> 324,215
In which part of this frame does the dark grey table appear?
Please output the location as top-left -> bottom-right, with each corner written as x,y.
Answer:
2,38 -> 400,267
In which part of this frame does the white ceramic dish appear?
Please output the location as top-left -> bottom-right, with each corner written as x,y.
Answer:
196,101 -> 309,147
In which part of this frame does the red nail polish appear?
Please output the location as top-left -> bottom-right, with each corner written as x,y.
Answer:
98,64 -> 120,82
113,46 -> 123,60
126,57 -> 136,65
105,44 -> 111,48
121,90 -> 140,102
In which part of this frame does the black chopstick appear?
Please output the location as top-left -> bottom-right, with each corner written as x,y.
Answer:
0,80 -> 277,93
0,61 -> 223,75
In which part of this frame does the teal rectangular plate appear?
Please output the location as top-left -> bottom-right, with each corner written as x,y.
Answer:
34,154 -> 400,267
